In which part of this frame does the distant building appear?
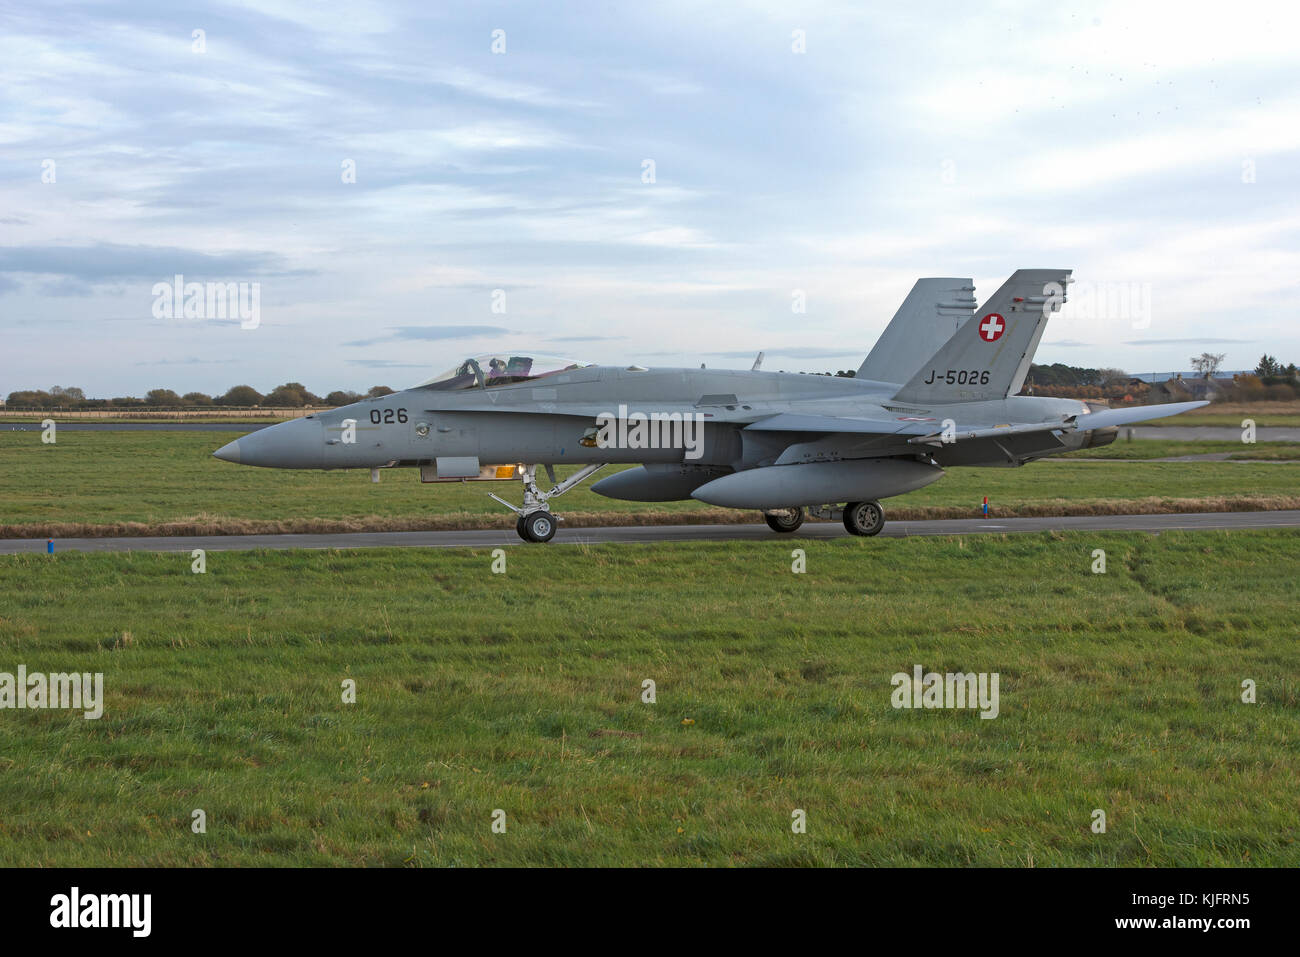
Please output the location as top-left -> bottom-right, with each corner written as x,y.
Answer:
1132,370 -> 1249,383
1155,375 -> 1234,400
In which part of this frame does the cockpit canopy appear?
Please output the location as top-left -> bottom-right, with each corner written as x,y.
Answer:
412,354 -> 594,391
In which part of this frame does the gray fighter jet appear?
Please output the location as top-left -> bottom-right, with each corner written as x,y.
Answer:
213,269 -> 1206,541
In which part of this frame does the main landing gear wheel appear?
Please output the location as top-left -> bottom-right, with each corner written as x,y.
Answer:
519,510 -> 557,543
843,500 -> 885,537
764,507 -> 805,533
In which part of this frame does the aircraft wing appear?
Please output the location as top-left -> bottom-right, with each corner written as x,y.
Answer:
747,401 -> 1209,445
905,400 -> 1209,446
744,413 -> 938,436
1063,400 -> 1209,431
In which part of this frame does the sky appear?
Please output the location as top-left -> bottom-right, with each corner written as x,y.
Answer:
2,0 -> 1299,398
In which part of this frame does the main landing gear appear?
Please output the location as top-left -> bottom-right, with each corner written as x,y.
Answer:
842,500 -> 885,536
491,464 -> 605,543
795,501 -> 887,537
763,507 -> 805,533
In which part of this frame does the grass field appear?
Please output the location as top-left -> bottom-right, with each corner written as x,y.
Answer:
2,411 -> 304,424
1064,439 -> 1300,460
0,530 -> 1295,866
2,431 -> 1299,538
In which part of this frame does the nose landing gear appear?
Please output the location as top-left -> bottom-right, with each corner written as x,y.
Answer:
517,510 -> 556,543
491,463 -> 605,543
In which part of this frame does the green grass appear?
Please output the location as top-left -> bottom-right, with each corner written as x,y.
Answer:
1063,440 -> 1300,460
2,414 -> 298,424
1226,447 -> 1300,461
0,530 -> 1296,866
2,431 -> 1298,536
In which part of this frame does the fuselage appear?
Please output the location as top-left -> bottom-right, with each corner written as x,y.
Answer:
214,364 -> 1102,473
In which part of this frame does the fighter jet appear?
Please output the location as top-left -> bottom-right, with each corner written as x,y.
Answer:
213,269 -> 1206,542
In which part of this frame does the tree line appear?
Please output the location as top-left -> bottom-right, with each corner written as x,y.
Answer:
4,383 -> 396,409
1025,355 -> 1299,402
8,355 -> 1298,410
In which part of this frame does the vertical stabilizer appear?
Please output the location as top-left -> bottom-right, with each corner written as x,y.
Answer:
858,278 -> 975,382
891,269 -> 1071,404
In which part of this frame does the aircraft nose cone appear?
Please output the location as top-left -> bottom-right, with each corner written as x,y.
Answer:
211,418 -> 324,468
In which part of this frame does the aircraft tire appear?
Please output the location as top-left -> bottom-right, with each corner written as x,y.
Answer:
763,508 -> 805,533
843,501 -> 885,537
521,511 -> 557,543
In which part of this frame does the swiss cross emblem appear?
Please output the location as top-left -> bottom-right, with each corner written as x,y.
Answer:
978,313 -> 1005,342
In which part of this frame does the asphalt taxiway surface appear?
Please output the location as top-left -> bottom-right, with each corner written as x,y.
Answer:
1128,426 -> 1300,441
2,511 -> 1296,554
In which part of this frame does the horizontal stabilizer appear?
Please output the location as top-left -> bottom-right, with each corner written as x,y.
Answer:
1067,400 -> 1209,431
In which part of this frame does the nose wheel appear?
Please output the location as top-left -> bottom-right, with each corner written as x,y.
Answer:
490,463 -> 604,543
517,511 -> 557,543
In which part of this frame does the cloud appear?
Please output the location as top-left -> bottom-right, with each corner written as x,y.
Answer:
390,325 -> 511,341
546,335 -> 628,342
605,69 -> 704,97
343,325 -> 512,347
0,244 -> 301,281
696,347 -> 863,359
343,359 -> 430,368
35,277 -> 100,297
1123,338 -> 1255,346
2,2 -> 1298,393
